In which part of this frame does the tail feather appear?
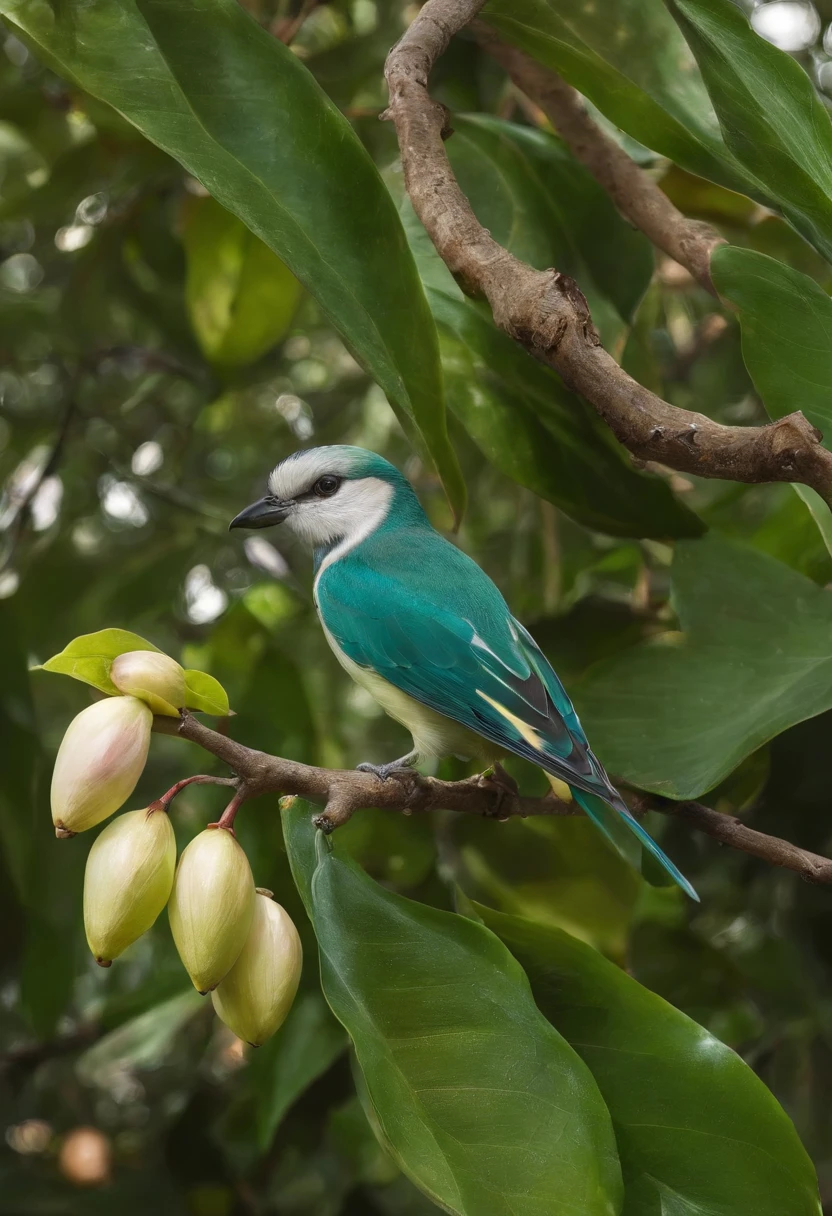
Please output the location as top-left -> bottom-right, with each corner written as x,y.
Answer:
572,788 -> 699,903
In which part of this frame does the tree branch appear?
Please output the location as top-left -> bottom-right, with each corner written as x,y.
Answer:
471,23 -> 725,293
156,713 -> 832,885
381,0 -> 832,510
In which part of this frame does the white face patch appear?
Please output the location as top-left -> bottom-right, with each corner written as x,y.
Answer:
268,450 -> 394,553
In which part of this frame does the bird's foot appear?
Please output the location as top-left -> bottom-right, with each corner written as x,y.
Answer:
356,753 -> 418,783
477,762 -> 519,819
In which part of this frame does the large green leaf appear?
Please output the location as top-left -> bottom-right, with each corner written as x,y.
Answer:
182,194 -> 301,368
283,802 -> 622,1216
711,245 -> 832,551
2,0 -> 464,518
481,0 -> 753,194
476,905 -> 821,1216
446,116 -> 654,324
430,288 -> 704,540
667,0 -> 832,263
575,535 -> 832,798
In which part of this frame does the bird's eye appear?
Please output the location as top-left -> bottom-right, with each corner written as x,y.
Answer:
314,475 -> 341,498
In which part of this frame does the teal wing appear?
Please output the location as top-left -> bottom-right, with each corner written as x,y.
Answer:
316,548 -> 697,900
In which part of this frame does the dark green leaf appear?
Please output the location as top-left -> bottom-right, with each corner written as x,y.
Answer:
2,0 -> 465,518
481,0 -> 753,193
476,905 -> 821,1216
575,534 -> 832,798
430,288 -> 704,539
447,115 -> 654,324
283,801 -> 622,1216
667,0 -> 832,262
182,194 -> 301,368
249,990 -> 346,1151
712,245 -> 832,550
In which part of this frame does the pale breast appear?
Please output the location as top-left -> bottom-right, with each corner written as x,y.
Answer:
320,621 -> 498,764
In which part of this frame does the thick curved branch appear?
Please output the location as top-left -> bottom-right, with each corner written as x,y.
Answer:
158,712 -> 580,828
471,24 -> 724,293
382,0 -> 832,510
156,713 -> 832,886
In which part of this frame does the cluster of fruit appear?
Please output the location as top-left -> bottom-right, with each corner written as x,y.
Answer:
49,647 -> 302,1048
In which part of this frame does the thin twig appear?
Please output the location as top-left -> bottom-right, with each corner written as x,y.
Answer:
153,713 -> 832,885
380,0 -> 832,510
472,24 -> 725,293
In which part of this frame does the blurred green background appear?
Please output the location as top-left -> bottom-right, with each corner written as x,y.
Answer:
3,0 -> 832,1212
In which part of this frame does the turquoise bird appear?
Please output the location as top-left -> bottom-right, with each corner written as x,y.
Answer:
230,445 -> 697,900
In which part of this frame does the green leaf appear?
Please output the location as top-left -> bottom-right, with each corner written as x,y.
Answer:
183,669 -> 230,717
249,991 -> 346,1151
283,802 -> 622,1216
666,0 -> 832,262
476,905 -> 822,1216
575,534 -> 832,798
712,246 -> 832,439
37,627 -> 162,695
430,287 -> 704,540
37,629 -> 230,715
481,0 -> 753,194
182,194 -> 301,367
2,0 -> 465,519
447,115 -> 654,324
712,245 -> 832,552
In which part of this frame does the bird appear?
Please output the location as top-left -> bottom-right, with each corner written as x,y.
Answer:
230,445 -> 697,901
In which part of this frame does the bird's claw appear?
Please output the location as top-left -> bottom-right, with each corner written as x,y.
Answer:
356,760 -> 415,783
478,762 -> 519,818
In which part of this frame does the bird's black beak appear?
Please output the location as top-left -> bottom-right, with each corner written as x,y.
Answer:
228,496 -> 292,531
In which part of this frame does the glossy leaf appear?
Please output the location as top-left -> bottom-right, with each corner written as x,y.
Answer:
481,0 -> 754,193
182,194 -> 301,368
447,115 -> 654,324
2,0 -> 465,518
283,801 -> 622,1216
712,246 -> 832,438
476,905 -> 821,1216
667,0 -> 832,262
430,287 -> 704,540
575,535 -> 832,798
712,245 -> 832,551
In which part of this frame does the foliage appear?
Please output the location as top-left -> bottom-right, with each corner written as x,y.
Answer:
0,1 -> 831,1214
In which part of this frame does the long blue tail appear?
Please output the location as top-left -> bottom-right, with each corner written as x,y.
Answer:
572,788 -> 699,902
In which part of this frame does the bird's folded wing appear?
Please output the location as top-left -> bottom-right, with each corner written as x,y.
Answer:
316,564 -> 617,804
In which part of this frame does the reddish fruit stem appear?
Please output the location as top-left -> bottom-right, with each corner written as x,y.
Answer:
215,791 -> 247,833
153,773 -> 238,813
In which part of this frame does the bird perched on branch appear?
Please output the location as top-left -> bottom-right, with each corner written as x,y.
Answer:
230,445 -> 697,900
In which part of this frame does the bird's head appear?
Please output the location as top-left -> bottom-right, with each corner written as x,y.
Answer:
229,445 -> 419,549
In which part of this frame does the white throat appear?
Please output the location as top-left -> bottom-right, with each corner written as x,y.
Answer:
310,477 -> 394,588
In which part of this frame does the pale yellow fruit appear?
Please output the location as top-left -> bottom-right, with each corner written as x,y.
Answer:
168,827 -> 255,994
83,807 -> 176,966
110,650 -> 186,716
51,697 -> 152,837
212,890 -> 302,1046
